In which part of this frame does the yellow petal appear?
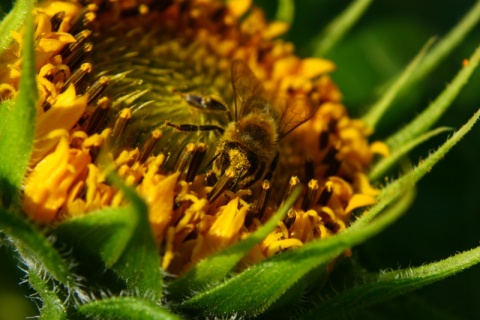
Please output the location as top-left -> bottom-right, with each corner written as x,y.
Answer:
227,0 -> 252,17
300,58 -> 336,78
345,194 -> 377,214
264,21 -> 290,39
354,173 -> 380,197
32,84 -> 88,163
265,238 -> 303,257
370,141 -> 390,157
145,172 -> 180,242
22,138 -> 91,223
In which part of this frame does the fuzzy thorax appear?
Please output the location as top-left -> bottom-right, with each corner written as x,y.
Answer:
212,113 -> 278,190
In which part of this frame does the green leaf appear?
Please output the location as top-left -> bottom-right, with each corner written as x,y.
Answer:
302,246 -> 480,319
359,108 -> 480,227
28,270 -> 67,320
408,1 -> 480,88
0,5 -> 36,208
168,188 -> 301,299
177,189 -> 414,317
308,0 -> 373,57
369,127 -> 452,181
386,45 -> 480,150
0,207 -> 72,285
54,207 -> 137,268
0,0 -> 36,56
54,175 -> 162,301
78,297 -> 182,320
362,38 -> 435,129
275,0 -> 294,24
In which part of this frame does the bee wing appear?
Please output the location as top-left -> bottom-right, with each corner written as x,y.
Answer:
231,59 -> 268,121
276,95 -> 319,140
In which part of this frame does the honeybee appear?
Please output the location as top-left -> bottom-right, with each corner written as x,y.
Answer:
170,60 -> 318,202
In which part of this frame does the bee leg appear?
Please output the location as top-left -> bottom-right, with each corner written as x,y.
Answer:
165,122 -> 224,134
264,152 -> 279,181
243,151 -> 278,190
208,171 -> 235,202
249,153 -> 279,221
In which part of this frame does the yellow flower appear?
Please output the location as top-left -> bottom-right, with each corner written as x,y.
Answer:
1,0 -> 390,275
2,0 -> 480,319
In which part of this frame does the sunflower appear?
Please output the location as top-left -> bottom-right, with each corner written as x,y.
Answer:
0,0 -> 479,319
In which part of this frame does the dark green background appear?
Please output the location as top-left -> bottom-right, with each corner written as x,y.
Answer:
1,0 -> 479,319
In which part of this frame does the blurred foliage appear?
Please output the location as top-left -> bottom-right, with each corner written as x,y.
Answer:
1,0 -> 479,319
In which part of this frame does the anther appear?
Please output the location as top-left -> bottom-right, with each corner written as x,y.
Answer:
65,43 -> 93,71
186,143 -> 207,182
281,175 -> 300,207
68,5 -> 97,35
317,181 -> 334,206
302,179 -> 319,211
328,119 -> 337,132
175,143 -> 196,176
264,152 -> 279,181
50,11 -> 65,32
323,157 -> 341,178
60,30 -> 92,59
42,100 -> 52,112
86,76 -> 109,104
283,209 -> 296,229
139,130 -> 163,163
319,130 -> 329,150
321,146 -> 337,164
205,171 -> 217,186
85,97 -> 110,135
110,108 -> 132,147
304,156 -> 315,182
62,62 -> 92,92
254,180 -> 271,217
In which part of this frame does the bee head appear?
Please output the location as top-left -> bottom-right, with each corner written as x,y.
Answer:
208,141 -> 263,202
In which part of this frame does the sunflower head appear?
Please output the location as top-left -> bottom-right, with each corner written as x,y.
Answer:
0,0 -> 479,319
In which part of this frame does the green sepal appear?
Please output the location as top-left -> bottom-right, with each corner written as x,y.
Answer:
369,127 -> 452,181
307,0 -> 373,57
0,5 -> 36,209
167,188 -> 301,300
78,297 -> 182,320
302,245 -> 480,319
28,269 -> 67,320
0,0 -> 36,57
54,175 -> 162,301
177,186 -> 412,317
259,277 -> 307,319
0,207 -> 72,286
386,45 -> 480,150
